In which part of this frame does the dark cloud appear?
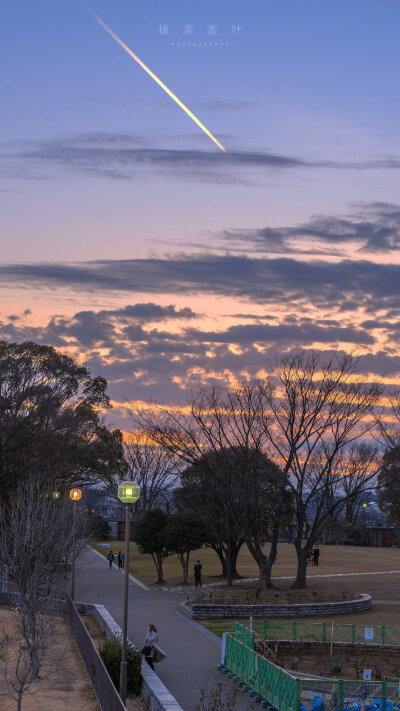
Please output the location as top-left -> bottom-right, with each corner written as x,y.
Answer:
3,133 -> 400,184
1,255 -> 400,312
184,322 -> 374,346
95,303 -> 198,321
221,203 -> 400,255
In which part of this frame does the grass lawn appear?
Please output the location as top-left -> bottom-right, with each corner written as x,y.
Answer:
91,540 -> 400,589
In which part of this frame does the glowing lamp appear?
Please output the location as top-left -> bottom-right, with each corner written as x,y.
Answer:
362,503 -> 368,508
69,488 -> 82,501
52,491 -> 61,500
118,481 -> 140,504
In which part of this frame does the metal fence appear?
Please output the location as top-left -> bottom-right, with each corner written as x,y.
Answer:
235,621 -> 400,647
224,632 -> 300,711
223,632 -> 400,711
65,593 -> 127,711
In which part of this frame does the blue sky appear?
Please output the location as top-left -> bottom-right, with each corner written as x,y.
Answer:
1,0 -> 400,424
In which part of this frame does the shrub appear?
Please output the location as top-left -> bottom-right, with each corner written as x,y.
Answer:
99,634 -> 142,695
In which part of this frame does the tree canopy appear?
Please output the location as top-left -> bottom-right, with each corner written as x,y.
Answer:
0,340 -> 126,497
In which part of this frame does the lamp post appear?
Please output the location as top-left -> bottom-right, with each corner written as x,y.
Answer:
362,502 -> 368,545
117,481 -> 140,705
69,488 -> 82,601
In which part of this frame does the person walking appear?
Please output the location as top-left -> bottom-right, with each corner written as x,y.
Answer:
117,551 -> 123,570
194,560 -> 202,587
141,624 -> 166,670
313,545 -> 320,567
107,550 -> 114,570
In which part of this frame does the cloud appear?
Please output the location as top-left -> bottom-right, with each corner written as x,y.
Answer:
1,254 -> 400,313
220,203 -> 400,255
3,133 -> 400,184
184,322 -> 374,346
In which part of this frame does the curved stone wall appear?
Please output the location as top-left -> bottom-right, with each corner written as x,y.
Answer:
181,593 -> 372,619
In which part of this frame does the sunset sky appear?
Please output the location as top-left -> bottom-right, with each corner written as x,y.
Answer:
1,0 -> 400,431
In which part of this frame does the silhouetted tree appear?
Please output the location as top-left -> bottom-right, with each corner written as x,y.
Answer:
0,340 -> 126,498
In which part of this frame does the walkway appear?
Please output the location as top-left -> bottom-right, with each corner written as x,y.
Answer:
75,547 -> 232,711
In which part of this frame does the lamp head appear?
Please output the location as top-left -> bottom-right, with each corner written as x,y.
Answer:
118,481 -> 140,504
69,488 -> 82,501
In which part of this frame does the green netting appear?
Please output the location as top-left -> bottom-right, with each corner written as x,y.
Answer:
237,620 -> 400,647
224,634 -> 300,711
226,627 -> 400,711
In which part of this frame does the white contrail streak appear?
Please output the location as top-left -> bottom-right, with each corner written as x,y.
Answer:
87,8 -> 227,153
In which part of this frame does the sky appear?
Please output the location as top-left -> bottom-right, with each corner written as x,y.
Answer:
1,0 -> 400,432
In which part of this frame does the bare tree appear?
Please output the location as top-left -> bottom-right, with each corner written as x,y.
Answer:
0,478 -> 85,708
134,383 -> 290,588
259,351 -> 382,587
2,614 -> 58,711
123,433 -> 179,513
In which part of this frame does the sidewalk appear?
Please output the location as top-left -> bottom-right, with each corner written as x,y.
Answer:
75,547 -> 227,711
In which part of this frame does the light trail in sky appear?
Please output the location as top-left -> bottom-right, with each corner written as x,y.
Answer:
87,8 -> 227,153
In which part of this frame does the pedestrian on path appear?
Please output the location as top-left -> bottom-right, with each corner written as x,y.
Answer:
142,624 -> 166,670
194,560 -> 202,587
117,551 -> 123,570
107,550 -> 114,570
313,545 -> 320,566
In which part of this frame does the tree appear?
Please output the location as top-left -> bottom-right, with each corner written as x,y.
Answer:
377,394 -> 400,525
377,445 -> 400,524
109,432 -> 178,519
259,351 -> 381,587
134,508 -> 170,583
173,455 -> 245,583
0,478 -> 86,710
134,384 -> 292,588
0,340 -> 126,498
164,511 -> 209,584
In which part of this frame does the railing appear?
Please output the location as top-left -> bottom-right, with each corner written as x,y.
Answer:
224,632 -> 300,711
223,629 -> 400,711
235,620 -> 400,647
65,593 -> 127,711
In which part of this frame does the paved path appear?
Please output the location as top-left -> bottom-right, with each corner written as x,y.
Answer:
76,547 -> 244,711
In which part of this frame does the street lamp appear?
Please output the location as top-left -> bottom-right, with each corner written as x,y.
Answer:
362,502 -> 368,545
117,481 -> 140,705
52,491 -> 61,500
69,488 -> 82,601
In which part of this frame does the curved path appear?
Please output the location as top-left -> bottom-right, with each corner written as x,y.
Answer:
76,547 -> 235,711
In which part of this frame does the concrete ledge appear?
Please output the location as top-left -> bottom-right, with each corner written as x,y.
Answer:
78,601 -> 184,711
181,593 -> 372,619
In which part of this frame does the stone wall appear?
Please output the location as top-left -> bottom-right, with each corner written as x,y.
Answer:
181,593 -> 372,619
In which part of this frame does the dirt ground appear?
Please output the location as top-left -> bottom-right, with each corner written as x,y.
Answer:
0,607 -> 99,711
274,642 -> 400,680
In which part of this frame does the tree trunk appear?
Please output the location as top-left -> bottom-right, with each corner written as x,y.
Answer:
212,544 -> 227,577
292,541 -> 308,588
178,553 -> 189,584
152,553 -> 165,583
225,546 -> 233,586
231,541 -> 243,579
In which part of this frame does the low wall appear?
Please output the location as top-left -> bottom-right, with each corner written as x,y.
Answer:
181,593 -> 372,619
78,602 -> 184,711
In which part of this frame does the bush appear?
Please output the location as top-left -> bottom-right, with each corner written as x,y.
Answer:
99,634 -> 142,695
